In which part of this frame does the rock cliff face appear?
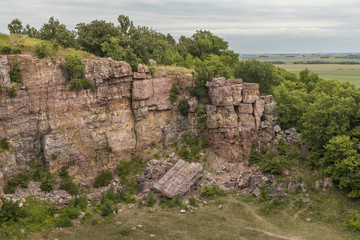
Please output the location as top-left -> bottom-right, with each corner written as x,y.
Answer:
0,55 -> 281,190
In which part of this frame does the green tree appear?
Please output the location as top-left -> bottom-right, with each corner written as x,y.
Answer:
76,20 -> 120,56
39,17 -> 76,48
323,135 -> 360,198
8,18 -> 24,35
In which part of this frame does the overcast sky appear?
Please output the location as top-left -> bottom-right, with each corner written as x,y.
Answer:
1,0 -> 360,54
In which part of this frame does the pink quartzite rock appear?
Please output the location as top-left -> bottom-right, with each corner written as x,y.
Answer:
153,159 -> 203,198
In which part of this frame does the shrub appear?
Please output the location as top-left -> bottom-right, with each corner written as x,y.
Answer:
69,195 -> 88,211
168,197 -> 183,208
100,200 -> 114,217
189,197 -> 198,207
169,83 -> 181,102
347,211 -> 360,231
4,171 -> 31,194
277,137 -> 287,156
178,98 -> 190,116
200,185 -> 227,199
40,173 -> 56,192
0,198 -> 27,223
34,42 -> 52,59
146,192 -> 155,207
117,161 -> 131,179
0,138 -> 10,151
101,186 -> 115,204
9,57 -> 21,83
260,152 -> 284,175
195,104 -> 207,131
64,206 -> 81,219
8,87 -> 17,98
59,179 -> 79,195
59,166 -> 70,179
55,214 -> 74,227
93,170 -> 113,188
105,145 -> 112,152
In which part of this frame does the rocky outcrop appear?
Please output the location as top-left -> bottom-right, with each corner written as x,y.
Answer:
0,55 -> 291,192
153,159 -> 203,198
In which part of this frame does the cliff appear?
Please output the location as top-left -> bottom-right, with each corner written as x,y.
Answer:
0,55 -> 283,190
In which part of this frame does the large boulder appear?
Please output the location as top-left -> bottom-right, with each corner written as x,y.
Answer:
153,159 -> 203,198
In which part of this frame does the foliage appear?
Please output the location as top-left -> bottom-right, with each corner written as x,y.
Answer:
234,59 -> 283,95
178,98 -> 190,116
104,145 -> 112,152
347,211 -> 360,231
323,135 -> 360,198
0,138 -> 10,151
189,197 -> 198,207
59,178 -> 79,195
8,18 -> 24,35
100,200 -> 114,217
200,185 -> 227,199
8,87 -> 17,98
9,57 -> 21,83
69,195 -> 88,212
61,53 -> 95,91
55,214 -> 73,227
34,41 -> 52,59
277,138 -> 287,156
4,171 -> 31,194
146,192 -> 155,207
169,83 -> 181,102
40,173 -> 56,192
93,170 -> 113,188
177,134 -> 208,162
195,104 -> 207,131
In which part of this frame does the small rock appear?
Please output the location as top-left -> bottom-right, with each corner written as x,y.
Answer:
150,234 -> 155,238
306,218 -> 311,222
323,177 -> 333,190
301,183 -> 307,192
216,170 -> 223,175
137,224 -> 143,229
314,180 -> 322,189
169,152 -> 175,158
218,205 -> 222,209
274,125 -> 281,133
180,209 -> 186,213
116,222 -> 122,226
21,229 -> 25,235
203,201 -> 207,205
131,227 -> 137,231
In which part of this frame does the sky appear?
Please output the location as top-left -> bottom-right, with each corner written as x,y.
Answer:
1,0 -> 360,54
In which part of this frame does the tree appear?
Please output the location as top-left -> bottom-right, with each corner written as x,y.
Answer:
323,135 -> 360,198
190,30 -> 228,59
234,59 -> 282,95
76,20 -> 121,56
39,17 -> 76,48
8,18 -> 24,35
117,15 -> 133,35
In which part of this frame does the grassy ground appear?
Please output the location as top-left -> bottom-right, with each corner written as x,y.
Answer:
244,55 -> 360,87
30,188 -> 360,240
0,33 -> 96,59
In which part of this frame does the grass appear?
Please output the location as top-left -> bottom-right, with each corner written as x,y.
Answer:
245,54 -> 360,87
29,191 -> 360,240
0,33 -> 97,59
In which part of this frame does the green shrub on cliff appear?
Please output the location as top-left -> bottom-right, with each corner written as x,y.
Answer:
9,57 -> 21,83
0,138 -> 10,151
169,83 -> 180,102
93,170 -> 113,188
34,42 -> 52,59
178,98 -> 190,116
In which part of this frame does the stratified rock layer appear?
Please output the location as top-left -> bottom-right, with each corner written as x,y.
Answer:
153,159 -> 203,198
0,55 -> 286,190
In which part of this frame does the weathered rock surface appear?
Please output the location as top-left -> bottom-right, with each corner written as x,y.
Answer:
0,55 -> 296,192
153,159 -> 203,198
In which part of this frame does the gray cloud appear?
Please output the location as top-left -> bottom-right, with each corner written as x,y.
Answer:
1,0 -> 360,53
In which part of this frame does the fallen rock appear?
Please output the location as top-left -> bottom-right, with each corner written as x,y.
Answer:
323,177 -> 333,190
153,160 -> 203,198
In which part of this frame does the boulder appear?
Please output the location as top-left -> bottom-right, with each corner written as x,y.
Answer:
153,160 -> 203,198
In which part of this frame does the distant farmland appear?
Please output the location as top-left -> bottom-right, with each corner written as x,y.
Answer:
243,54 -> 360,87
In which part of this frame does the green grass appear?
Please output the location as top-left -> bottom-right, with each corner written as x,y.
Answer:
244,55 -> 360,87
29,190 -> 360,240
0,33 -> 97,59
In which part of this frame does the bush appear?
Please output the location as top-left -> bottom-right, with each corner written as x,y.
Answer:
8,87 -> 17,98
0,138 -> 10,151
105,145 -> 112,152
34,42 -> 52,59
195,104 -> 207,131
169,83 -> 180,102
178,98 -> 190,116
9,57 -> 21,83
64,206 -> 81,219
146,192 -> 155,207
93,170 -> 113,188
55,214 -> 74,227
100,200 -> 114,217
4,171 -> 31,194
59,179 -> 79,195
189,196 -> 198,207
59,166 -> 70,179
200,185 -> 227,199
117,161 -> 131,179
347,211 -> 360,231
69,195 -> 88,211
0,198 -> 27,223
40,173 -> 56,192
277,137 -> 287,156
